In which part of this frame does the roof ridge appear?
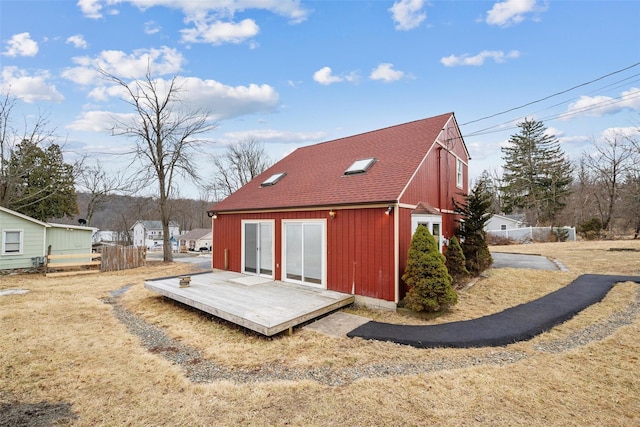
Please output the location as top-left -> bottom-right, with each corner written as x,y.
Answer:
296,112 -> 454,152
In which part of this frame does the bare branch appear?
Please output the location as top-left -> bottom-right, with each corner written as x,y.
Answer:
99,67 -> 217,261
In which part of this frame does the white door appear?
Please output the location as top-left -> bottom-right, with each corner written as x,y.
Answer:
283,221 -> 325,287
411,214 -> 443,253
242,221 -> 274,277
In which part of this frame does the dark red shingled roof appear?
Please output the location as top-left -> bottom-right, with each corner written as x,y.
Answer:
213,112 -> 454,212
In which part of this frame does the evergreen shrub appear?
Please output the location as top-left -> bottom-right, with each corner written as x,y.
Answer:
402,225 -> 458,312
445,236 -> 470,289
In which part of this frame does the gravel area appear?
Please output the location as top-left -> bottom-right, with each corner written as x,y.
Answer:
103,285 -> 640,386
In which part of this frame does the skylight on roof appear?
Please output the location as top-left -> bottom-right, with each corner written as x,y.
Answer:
344,158 -> 376,175
261,172 -> 286,187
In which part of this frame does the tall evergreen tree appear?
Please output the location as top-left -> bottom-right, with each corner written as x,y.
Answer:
501,118 -> 572,226
5,140 -> 78,221
454,178 -> 493,276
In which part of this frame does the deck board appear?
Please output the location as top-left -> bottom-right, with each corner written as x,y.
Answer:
144,271 -> 355,336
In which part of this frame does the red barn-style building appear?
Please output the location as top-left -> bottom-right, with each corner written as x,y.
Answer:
209,112 -> 470,309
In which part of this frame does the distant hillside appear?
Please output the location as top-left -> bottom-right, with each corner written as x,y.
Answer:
52,193 -> 215,237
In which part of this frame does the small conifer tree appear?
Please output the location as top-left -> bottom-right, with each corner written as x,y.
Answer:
402,225 -> 458,312
454,178 -> 494,276
445,236 -> 470,289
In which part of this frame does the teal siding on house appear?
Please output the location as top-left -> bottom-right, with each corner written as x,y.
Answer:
1,208 -> 95,271
46,226 -> 94,264
0,210 -> 47,270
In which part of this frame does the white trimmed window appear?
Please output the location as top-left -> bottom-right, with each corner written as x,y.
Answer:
456,158 -> 464,189
2,230 -> 23,255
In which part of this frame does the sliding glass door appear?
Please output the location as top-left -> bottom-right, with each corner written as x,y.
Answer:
283,221 -> 324,287
243,221 -> 273,277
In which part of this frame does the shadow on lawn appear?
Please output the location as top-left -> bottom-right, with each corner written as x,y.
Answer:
0,401 -> 77,426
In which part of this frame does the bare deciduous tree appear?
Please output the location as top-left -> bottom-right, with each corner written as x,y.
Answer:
209,138 -> 272,198
581,133 -> 637,230
76,159 -> 132,226
101,70 -> 217,261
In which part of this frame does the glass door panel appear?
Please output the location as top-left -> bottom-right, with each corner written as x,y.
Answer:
244,221 -> 273,277
259,222 -> 273,275
285,223 -> 303,281
244,223 -> 257,274
303,223 -> 322,284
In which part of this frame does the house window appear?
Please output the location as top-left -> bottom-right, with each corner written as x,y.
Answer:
501,224 -> 507,231
344,158 -> 376,175
2,230 -> 23,255
456,158 -> 464,189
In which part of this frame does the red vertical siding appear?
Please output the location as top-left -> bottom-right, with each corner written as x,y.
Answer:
396,118 -> 469,299
399,119 -> 468,241
212,206 -> 396,301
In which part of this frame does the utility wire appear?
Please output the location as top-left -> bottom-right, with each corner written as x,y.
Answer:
459,61 -> 640,127
463,89 -> 640,138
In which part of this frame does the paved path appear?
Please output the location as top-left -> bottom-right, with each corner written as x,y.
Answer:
491,252 -> 560,270
347,274 -> 640,348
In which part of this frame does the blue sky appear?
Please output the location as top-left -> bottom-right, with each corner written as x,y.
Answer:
1,0 -> 639,199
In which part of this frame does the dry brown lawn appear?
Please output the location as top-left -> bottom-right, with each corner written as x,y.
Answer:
1,240 -> 639,426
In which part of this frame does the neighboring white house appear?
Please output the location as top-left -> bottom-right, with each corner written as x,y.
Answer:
485,214 -> 526,232
131,220 -> 180,249
178,228 -> 212,252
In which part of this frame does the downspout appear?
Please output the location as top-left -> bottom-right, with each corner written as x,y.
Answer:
393,204 -> 399,304
437,147 -> 443,211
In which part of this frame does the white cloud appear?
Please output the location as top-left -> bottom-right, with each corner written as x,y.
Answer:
313,67 -> 343,85
370,63 -> 406,82
67,110 -> 133,132
144,20 -> 161,35
312,67 -> 359,86
66,34 -> 88,49
0,67 -> 63,103
2,32 -> 39,57
181,19 -> 259,45
61,46 -> 185,85
544,126 -> 564,138
440,50 -> 520,67
223,129 -> 326,144
486,0 -> 546,27
80,76 -> 279,121
179,77 -> 279,120
389,0 -> 426,31
77,1 -> 311,44
77,0 -> 104,19
564,87 -> 640,119
87,84 -> 125,102
600,126 -> 639,140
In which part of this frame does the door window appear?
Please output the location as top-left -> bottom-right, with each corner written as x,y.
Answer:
283,221 -> 325,287
242,221 -> 273,277
411,213 -> 443,253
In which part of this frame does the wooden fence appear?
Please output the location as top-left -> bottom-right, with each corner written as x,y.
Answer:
100,246 -> 147,272
45,253 -> 102,277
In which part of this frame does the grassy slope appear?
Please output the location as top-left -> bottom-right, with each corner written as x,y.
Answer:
1,241 -> 639,426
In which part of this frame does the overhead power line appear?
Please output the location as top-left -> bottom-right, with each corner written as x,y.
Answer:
459,61 -> 640,127
463,89 -> 640,138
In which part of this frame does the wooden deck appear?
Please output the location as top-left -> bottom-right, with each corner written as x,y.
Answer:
144,271 -> 355,336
